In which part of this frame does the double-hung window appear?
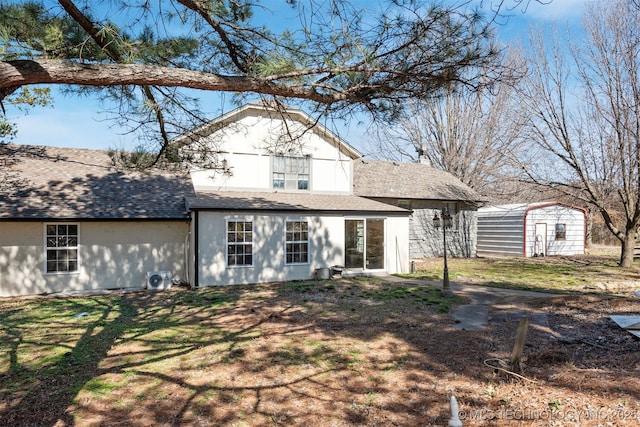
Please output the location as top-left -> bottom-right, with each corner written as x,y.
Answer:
273,155 -> 310,190
227,221 -> 253,266
555,223 -> 566,240
285,220 -> 309,264
46,224 -> 79,273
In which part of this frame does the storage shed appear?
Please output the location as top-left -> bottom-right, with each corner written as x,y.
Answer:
477,202 -> 586,257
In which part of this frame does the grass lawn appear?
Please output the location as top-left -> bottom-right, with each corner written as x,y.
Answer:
404,248 -> 640,293
1,253 -> 639,426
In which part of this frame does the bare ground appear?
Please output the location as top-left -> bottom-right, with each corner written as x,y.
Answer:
1,279 -> 640,426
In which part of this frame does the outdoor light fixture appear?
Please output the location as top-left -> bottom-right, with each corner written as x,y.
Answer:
433,208 -> 453,297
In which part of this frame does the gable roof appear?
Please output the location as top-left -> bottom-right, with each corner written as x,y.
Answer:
172,102 -> 362,160
353,159 -> 485,203
0,145 -> 194,220
187,190 -> 409,214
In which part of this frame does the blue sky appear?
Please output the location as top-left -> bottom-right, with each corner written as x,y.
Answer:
7,0 -> 587,153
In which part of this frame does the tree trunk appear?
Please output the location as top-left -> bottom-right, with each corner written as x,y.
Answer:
619,228 -> 637,268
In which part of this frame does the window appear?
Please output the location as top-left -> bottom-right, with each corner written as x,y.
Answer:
46,224 -> 79,273
555,223 -> 566,240
227,221 -> 253,266
286,220 -> 309,264
273,155 -> 310,190
444,202 -> 459,230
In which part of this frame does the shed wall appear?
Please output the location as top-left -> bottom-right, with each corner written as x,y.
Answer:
477,204 -> 585,258
524,205 -> 585,257
477,214 -> 525,257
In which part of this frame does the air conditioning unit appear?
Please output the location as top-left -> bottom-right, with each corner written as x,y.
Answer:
146,271 -> 172,290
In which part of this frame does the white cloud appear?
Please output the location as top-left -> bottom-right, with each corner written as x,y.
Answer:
522,0 -> 587,20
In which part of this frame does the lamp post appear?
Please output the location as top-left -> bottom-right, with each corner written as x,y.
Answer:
433,207 -> 453,297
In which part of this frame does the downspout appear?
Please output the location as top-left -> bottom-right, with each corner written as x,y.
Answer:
184,231 -> 191,284
193,210 -> 200,288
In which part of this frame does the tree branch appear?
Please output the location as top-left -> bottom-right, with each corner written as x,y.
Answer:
0,59 -> 343,104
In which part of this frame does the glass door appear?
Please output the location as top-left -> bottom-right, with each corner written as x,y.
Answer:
344,219 -> 385,270
366,219 -> 384,269
345,220 -> 364,269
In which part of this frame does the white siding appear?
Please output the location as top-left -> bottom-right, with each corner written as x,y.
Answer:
188,112 -> 353,194
525,205 -> 585,257
0,221 -> 189,296
386,216 -> 411,274
194,212 -> 409,286
477,203 -> 585,258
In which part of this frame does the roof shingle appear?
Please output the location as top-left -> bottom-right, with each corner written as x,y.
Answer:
188,190 -> 409,214
353,159 -> 485,203
0,145 -> 194,220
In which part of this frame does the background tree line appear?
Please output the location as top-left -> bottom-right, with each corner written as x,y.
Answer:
368,0 -> 640,267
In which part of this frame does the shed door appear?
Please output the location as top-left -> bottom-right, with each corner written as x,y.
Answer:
534,223 -> 547,257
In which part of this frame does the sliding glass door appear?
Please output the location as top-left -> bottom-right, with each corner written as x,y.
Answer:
345,219 -> 385,270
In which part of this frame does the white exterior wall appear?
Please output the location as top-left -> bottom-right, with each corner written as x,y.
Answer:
477,204 -> 585,258
195,212 -> 409,286
385,215 -> 411,274
189,113 -> 352,193
524,205 -> 585,257
0,221 -> 189,296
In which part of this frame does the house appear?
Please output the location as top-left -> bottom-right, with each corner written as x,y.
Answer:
1,103 -> 482,296
0,144 -> 194,297
353,159 -> 485,258
476,202 -> 587,258
177,104 -> 410,287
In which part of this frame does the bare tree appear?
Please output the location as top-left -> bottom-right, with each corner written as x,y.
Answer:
366,52 -> 531,201
518,0 -> 640,267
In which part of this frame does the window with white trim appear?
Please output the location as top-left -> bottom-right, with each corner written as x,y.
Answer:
285,220 -> 309,264
46,224 -> 79,273
227,221 -> 253,266
273,155 -> 310,190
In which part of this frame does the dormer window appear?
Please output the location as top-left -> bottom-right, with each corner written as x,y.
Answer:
273,155 -> 310,190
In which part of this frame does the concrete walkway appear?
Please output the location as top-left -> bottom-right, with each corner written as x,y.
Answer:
384,276 -> 554,331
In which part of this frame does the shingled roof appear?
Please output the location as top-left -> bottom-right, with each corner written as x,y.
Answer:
353,159 -> 485,203
0,145 -> 194,220
188,190 -> 409,214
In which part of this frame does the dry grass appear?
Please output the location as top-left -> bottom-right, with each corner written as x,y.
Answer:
0,263 -> 639,426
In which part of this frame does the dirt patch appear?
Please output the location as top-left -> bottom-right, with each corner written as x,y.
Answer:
476,294 -> 640,426
1,281 -> 639,426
